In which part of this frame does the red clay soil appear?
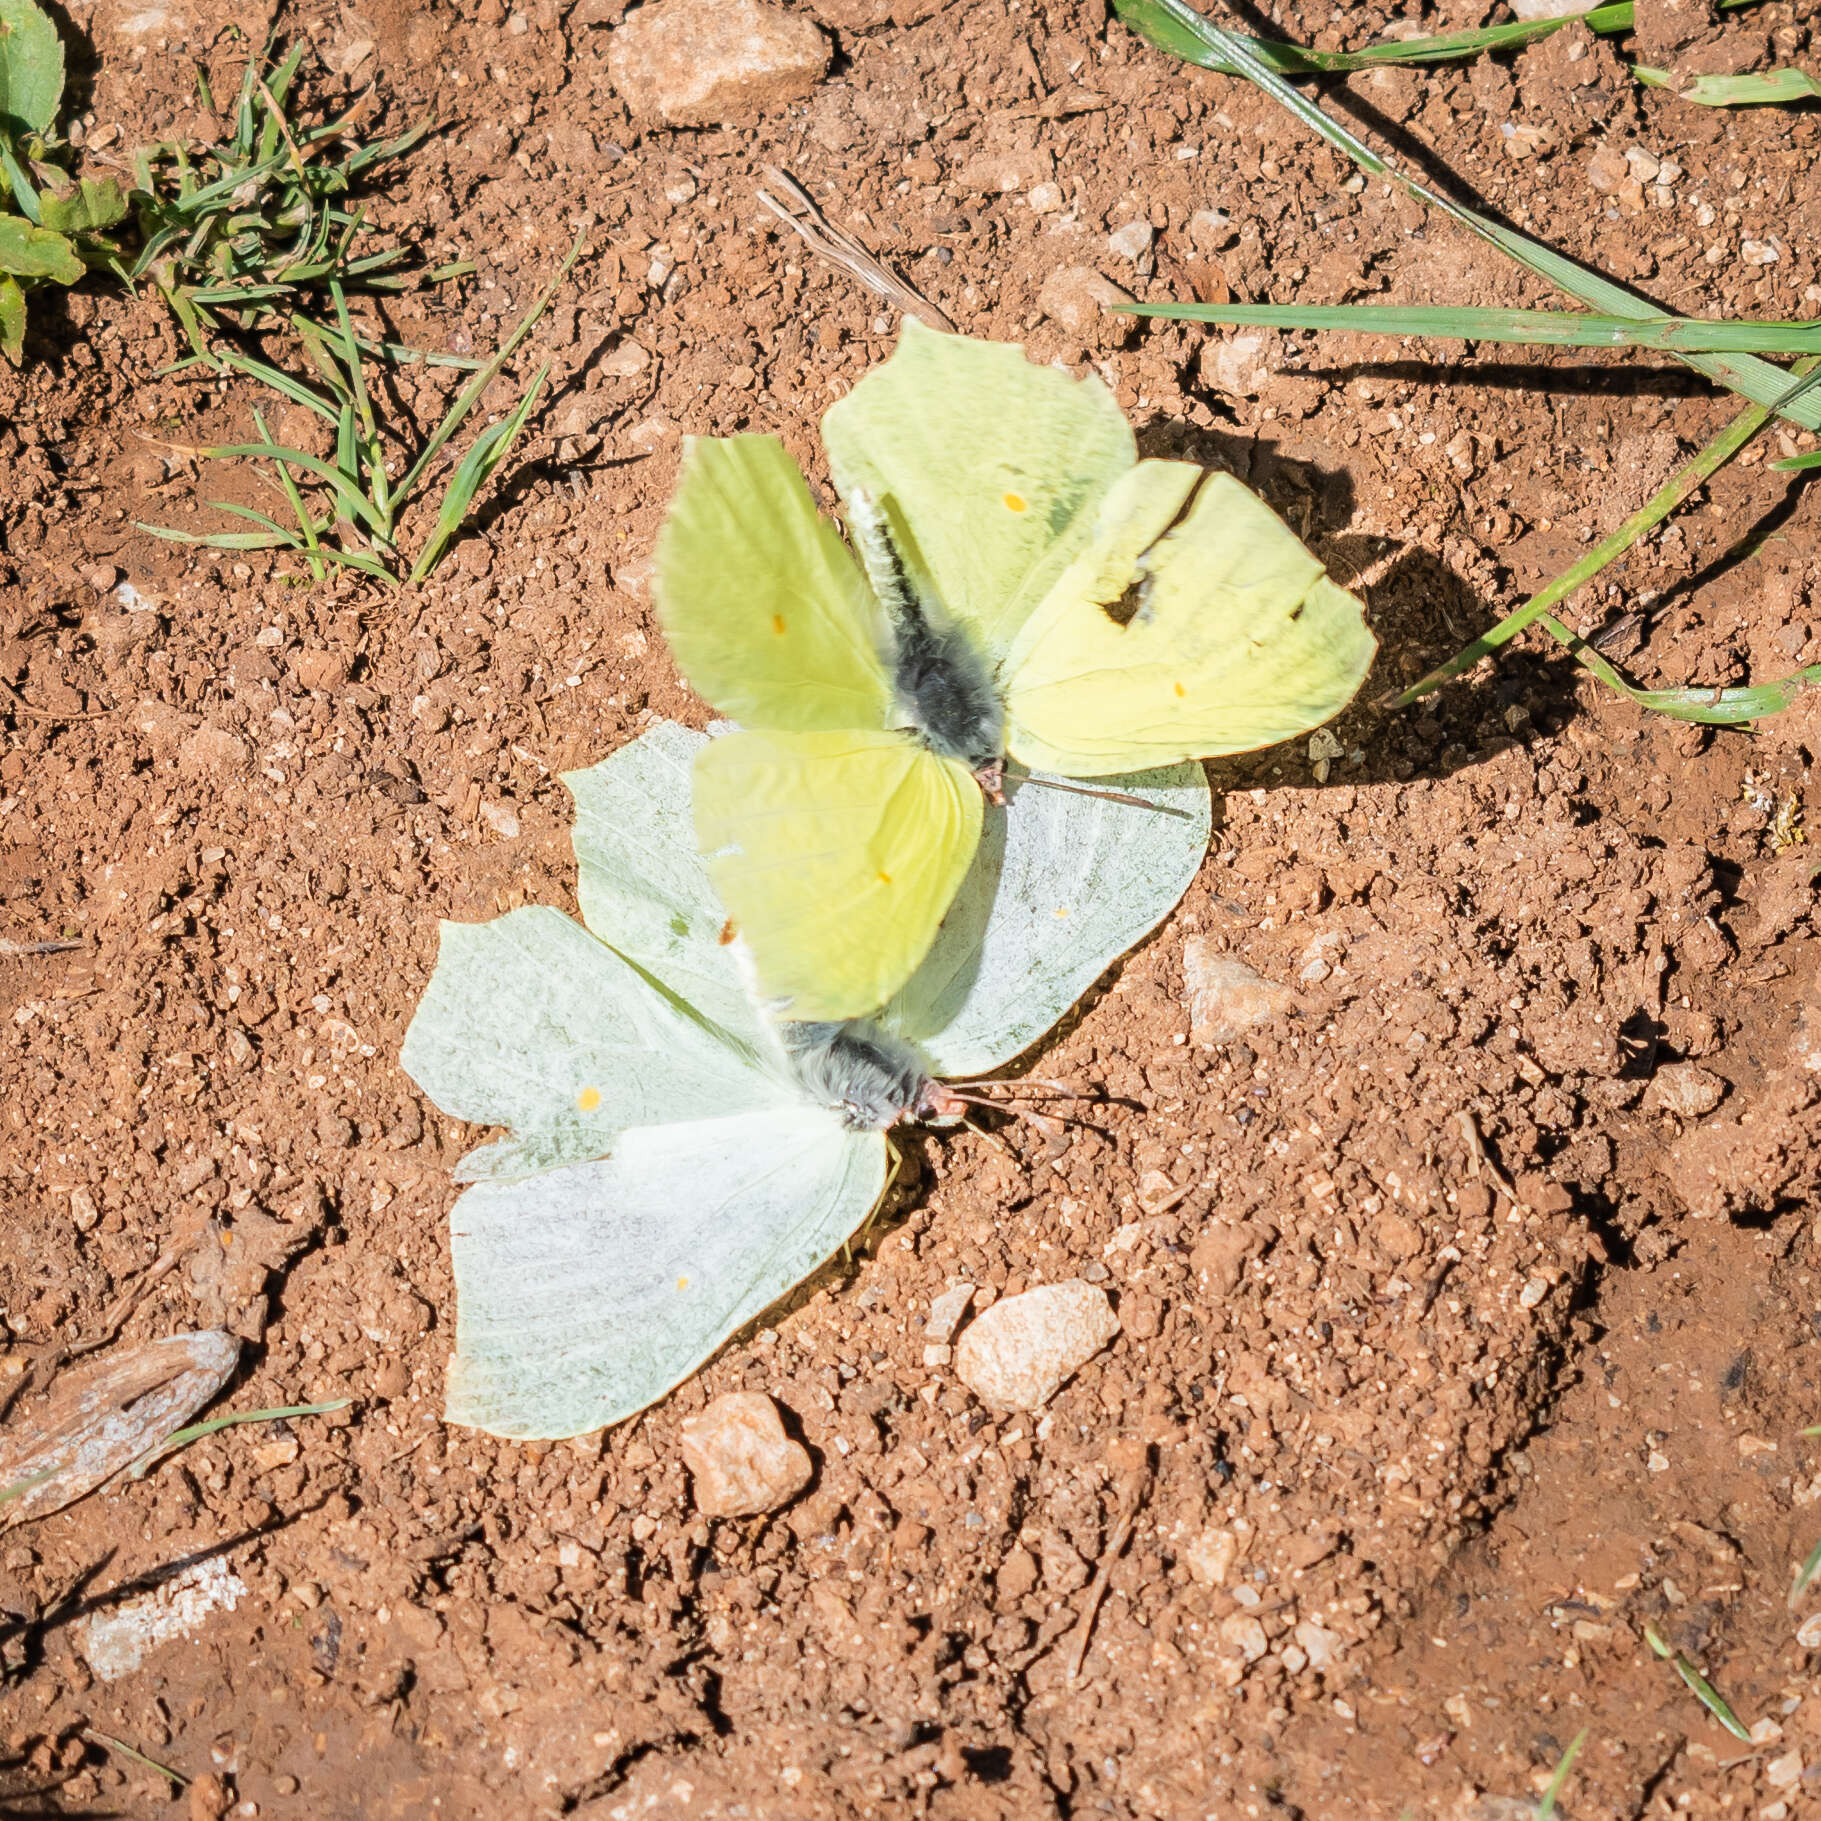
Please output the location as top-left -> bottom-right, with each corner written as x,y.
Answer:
4,0 -> 1821,1815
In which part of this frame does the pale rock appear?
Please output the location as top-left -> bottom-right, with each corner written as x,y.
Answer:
1107,220 -> 1154,261
1643,1061 -> 1725,1119
1198,330 -> 1271,399
679,1391 -> 812,1516
1767,1751 -> 1804,1791
1586,141 -> 1630,193
600,337 -> 652,378
177,725 -> 250,780
479,800 -> 521,840
925,1283 -> 975,1344
68,1186 -> 99,1233
1796,1611 -> 1821,1648
1509,0 -> 1599,17
953,1280 -> 1118,1410
1184,1527 -> 1239,1587
954,146 -> 1052,193
1218,1612 -> 1269,1661
1036,265 -> 1136,341
608,0 -> 830,127
1294,1618 -> 1343,1670
1182,939 -> 1296,1044
1188,208 -> 1233,252
1026,181 -> 1065,214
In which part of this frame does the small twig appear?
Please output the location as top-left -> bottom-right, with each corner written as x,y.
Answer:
0,677 -> 111,723
1066,1457 -> 1153,1682
82,1728 -> 189,1789
756,167 -> 955,333
0,937 -> 83,957
65,1239 -> 196,1361
1456,1110 -> 1517,1202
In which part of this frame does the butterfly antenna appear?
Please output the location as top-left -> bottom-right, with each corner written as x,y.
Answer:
949,1076 -> 1102,1102
1011,774 -> 1194,817
957,1114 -> 1008,1154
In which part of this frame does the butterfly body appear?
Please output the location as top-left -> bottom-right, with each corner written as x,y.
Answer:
781,1019 -> 963,1130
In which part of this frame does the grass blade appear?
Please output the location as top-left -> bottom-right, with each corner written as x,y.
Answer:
1536,1728 -> 1587,1821
1643,1623 -> 1753,1741
410,363 -> 550,583
82,1729 -> 189,1790
1636,64 -> 1821,103
129,1397 -> 351,1479
393,230 -> 584,510
1792,1535 -> 1821,1606
136,522 -> 296,550
1392,384 -> 1779,705
1124,2 -> 1821,432
200,438 -> 388,534
1124,301 -> 1821,355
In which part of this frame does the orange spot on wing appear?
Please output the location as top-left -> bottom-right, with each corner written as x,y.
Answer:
719,919 -> 737,945
676,1276 -> 689,1292
771,614 -> 787,635
877,871 -> 893,886
1173,681 -> 1187,697
1002,491 -> 1027,513
577,1086 -> 602,1111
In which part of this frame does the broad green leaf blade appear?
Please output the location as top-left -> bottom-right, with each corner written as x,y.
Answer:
0,270 -> 22,362
0,214 -> 79,282
887,759 -> 1211,1078
399,905 -> 790,1183
445,1110 -> 885,1438
565,722 -> 768,1053
1638,64 -> 1821,103
135,522 -> 295,550
1124,301 -> 1821,355
0,0 -> 63,134
37,175 -> 127,236
199,438 -> 386,534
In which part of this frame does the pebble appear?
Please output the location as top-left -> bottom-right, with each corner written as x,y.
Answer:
1509,0 -> 1599,16
1642,1061 -> 1726,1119
177,725 -> 251,781
1218,1613 -> 1269,1662
1767,1751 -> 1804,1791
924,1283 -> 975,1345
1036,265 -> 1136,342
1106,220 -> 1154,261
1184,1527 -> 1239,1587
679,1391 -> 812,1516
953,147 -> 1052,194
1197,331 -> 1271,399
953,1280 -> 1118,1410
1796,1611 -> 1821,1649
1181,939 -> 1296,1044
1026,181 -> 1064,215
607,0 -> 829,127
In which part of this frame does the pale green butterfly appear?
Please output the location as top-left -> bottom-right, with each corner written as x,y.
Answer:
398,720 -> 1211,1439
655,318 -> 1375,1025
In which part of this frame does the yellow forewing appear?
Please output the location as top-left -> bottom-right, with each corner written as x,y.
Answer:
655,434 -> 893,733
692,729 -> 983,1021
1002,468 -> 1377,776
821,319 -> 1136,669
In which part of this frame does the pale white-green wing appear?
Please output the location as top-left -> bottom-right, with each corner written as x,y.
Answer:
399,907 -> 788,1182
565,721 -> 764,1052
445,1108 -> 887,1438
883,763 -> 1211,1076
821,319 -> 1136,670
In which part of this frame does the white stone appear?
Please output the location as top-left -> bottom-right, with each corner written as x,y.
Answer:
607,0 -> 829,127
953,1281 -> 1117,1410
925,1283 -> 975,1344
1182,939 -> 1296,1044
1107,221 -> 1154,261
678,1391 -> 811,1516
1185,1528 -> 1239,1586
1036,265 -> 1135,338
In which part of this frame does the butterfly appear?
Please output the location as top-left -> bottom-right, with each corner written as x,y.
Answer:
398,719 -> 1210,1439
654,319 -> 1376,1023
